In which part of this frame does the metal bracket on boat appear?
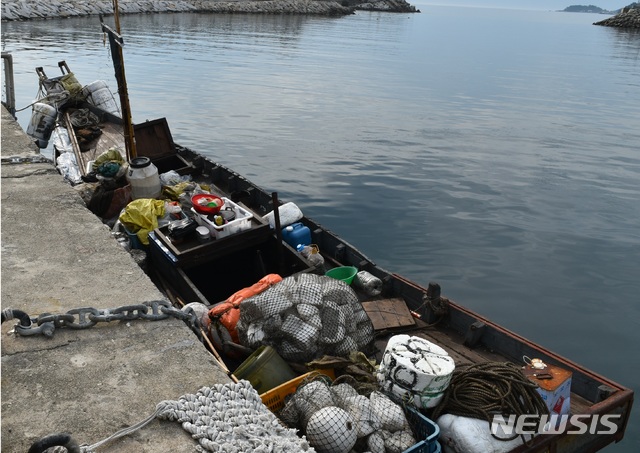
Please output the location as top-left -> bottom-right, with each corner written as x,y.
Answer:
6,300 -> 203,340
463,321 -> 486,348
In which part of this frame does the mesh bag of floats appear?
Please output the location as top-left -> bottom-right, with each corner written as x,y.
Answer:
236,273 -> 375,362
278,374 -> 417,453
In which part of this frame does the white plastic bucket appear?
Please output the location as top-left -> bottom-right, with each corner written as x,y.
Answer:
82,80 -> 120,116
26,102 -> 57,148
126,157 -> 161,200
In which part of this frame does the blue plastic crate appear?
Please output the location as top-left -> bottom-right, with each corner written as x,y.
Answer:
403,405 -> 440,453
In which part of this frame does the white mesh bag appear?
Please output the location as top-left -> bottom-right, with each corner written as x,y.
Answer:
237,273 -> 374,362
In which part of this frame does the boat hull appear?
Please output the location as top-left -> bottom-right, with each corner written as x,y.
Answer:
165,144 -> 634,453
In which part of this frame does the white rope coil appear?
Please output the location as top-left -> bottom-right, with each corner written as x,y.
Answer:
81,380 -> 315,452
155,380 -> 314,452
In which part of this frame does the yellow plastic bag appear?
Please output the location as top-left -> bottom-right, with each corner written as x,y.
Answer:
119,199 -> 166,246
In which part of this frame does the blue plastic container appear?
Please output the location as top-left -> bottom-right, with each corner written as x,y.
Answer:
281,222 -> 311,249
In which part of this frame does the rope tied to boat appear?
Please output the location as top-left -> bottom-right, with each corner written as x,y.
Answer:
430,361 -> 549,443
75,380 -> 313,452
69,108 -> 100,128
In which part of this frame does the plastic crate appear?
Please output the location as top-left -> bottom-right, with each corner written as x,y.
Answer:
404,405 -> 441,453
260,369 -> 335,413
192,197 -> 253,239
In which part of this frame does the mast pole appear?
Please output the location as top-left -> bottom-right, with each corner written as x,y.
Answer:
113,0 -> 122,33
101,1 -> 136,160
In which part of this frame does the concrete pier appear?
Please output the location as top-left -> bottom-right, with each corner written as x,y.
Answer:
1,104 -> 233,452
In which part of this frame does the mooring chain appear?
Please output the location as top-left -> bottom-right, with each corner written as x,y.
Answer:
7,300 -> 203,341
1,155 -> 54,165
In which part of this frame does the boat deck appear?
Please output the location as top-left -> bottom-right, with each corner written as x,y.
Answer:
62,106 -> 125,176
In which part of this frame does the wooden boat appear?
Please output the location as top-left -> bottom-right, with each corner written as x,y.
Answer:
32,69 -> 634,451
149,144 -> 634,453
32,35 -> 633,453
30,59 -> 634,452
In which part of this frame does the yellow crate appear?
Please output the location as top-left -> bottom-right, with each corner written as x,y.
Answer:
260,369 -> 335,413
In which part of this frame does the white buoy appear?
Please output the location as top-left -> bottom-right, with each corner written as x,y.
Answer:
26,102 -> 57,148
82,80 -> 120,116
305,406 -> 357,453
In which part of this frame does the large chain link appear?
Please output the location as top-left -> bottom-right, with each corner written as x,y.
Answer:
11,300 -> 203,341
1,155 -> 53,165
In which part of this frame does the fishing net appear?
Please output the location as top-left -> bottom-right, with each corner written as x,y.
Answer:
278,374 -> 416,453
236,273 -> 374,362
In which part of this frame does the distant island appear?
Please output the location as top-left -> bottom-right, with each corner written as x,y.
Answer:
562,4 -> 611,13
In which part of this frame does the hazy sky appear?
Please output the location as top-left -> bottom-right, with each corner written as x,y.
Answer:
419,1 -> 628,11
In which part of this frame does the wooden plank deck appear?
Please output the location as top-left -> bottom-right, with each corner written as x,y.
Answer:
63,108 -> 125,176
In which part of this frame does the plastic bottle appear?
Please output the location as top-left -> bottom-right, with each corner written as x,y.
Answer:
297,244 -> 325,268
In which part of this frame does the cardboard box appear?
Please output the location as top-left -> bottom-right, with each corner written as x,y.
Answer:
523,362 -> 572,415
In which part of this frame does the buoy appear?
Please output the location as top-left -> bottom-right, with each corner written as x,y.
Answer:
305,406 -> 357,453
82,80 -> 120,116
26,102 -> 57,148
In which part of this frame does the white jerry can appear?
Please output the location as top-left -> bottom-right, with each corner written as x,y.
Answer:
26,102 -> 58,149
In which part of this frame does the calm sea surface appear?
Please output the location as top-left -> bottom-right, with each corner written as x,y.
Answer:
2,4 -> 639,450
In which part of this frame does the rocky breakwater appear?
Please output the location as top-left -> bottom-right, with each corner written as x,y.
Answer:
1,0 -> 418,21
594,5 -> 640,28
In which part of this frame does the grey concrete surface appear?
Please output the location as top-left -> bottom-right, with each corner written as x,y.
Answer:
1,104 -> 233,452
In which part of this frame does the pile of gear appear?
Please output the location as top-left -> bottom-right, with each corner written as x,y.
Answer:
278,375 -> 416,453
235,273 -> 375,362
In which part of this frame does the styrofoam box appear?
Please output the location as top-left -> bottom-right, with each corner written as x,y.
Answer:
192,197 -> 253,239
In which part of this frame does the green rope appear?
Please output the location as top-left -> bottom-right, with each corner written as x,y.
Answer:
431,361 -> 549,443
